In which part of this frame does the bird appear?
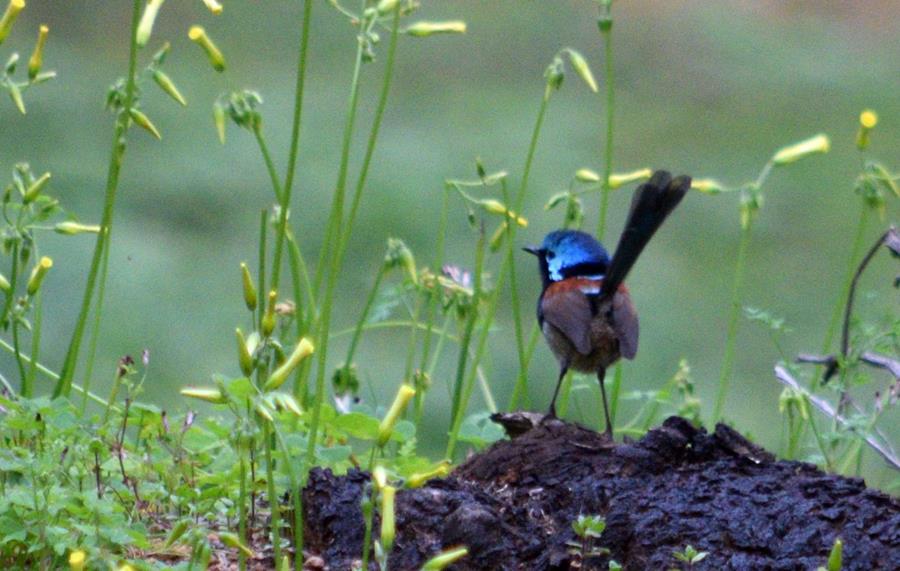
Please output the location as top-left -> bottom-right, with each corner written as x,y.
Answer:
524,170 -> 691,437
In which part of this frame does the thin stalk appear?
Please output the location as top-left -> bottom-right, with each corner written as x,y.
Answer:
306,5 -> 402,470
500,180 -> 527,405
254,128 -> 284,204
258,210 -> 268,331
345,266 -> 387,367
238,447 -> 248,571
0,338 -> 111,407
271,0 -> 314,296
12,311 -> 27,395
596,1 -> 615,242
25,289 -> 43,395
821,198 -> 869,357
509,85 -> 553,407
305,2 -> 370,470
54,0 -> 143,398
446,231 -> 486,459
713,221 -> 752,421
262,422 -> 282,564
510,324 -> 541,409
607,363 -> 623,429
81,235 -> 111,413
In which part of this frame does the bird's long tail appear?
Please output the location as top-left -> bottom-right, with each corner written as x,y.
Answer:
600,170 -> 691,299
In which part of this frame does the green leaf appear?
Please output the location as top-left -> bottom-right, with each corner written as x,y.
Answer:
333,412 -> 379,440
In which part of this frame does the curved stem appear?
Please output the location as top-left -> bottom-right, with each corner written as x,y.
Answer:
596,2 -> 615,241
54,0 -> 143,398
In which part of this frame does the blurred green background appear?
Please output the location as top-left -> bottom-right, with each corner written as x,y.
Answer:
1,2 -> 897,484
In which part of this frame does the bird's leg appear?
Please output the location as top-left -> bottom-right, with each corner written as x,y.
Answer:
597,366 -> 613,438
547,364 -> 569,417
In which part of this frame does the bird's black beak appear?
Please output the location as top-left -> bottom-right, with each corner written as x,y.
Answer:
522,245 -> 541,256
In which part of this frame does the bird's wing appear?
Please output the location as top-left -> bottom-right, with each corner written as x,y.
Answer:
541,283 -> 594,355
611,288 -> 639,359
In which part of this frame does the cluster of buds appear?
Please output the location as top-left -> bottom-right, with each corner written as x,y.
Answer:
213,90 -> 263,144
1,2 -> 55,115
545,48 -> 598,94
384,237 -> 418,285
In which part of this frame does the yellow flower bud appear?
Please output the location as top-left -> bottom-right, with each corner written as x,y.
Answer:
406,462 -> 450,488
240,262 -> 257,311
261,290 -> 277,336
856,109 -> 878,150
405,21 -> 467,37
235,328 -> 254,376
377,384 -> 415,446
566,49 -> 598,93
690,178 -> 725,195
380,485 -> 396,552
129,108 -> 162,140
481,199 -> 506,215
489,221 -> 507,252
8,81 -> 24,114
0,272 -> 10,293
27,24 -> 47,80
68,549 -> 86,571
372,465 -> 388,489
422,547 -> 469,570
273,392 -> 303,416
376,0 -> 399,13
0,0 -> 26,46
26,256 -> 51,296
54,221 -> 101,235
23,172 -> 50,203
575,168 -> 601,183
180,387 -> 227,404
608,168 -> 652,190
202,0 -> 223,15
189,26 -> 225,72
136,0 -> 165,48
771,134 -> 830,166
153,70 -> 187,106
264,337 -> 314,391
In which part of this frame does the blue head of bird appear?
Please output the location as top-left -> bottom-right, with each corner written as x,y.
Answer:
524,230 -> 611,288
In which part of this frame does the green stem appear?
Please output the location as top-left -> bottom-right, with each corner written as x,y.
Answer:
238,447 -> 247,571
596,1 -> 615,241
12,312 -> 27,396
510,324 -> 541,409
81,235 -> 111,414
258,209 -> 268,331
509,86 -> 553,408
255,127 -> 284,204
270,0 -> 314,298
25,289 -> 42,395
607,362 -> 623,428
262,421 -> 282,564
446,231 -> 486,459
713,221 -> 752,421
345,266 -> 386,367
305,2 -> 371,470
820,202 -> 869,356
54,0 -> 143,398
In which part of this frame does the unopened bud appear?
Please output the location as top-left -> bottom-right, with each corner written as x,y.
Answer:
213,101 -> 226,143
68,550 -> 87,571
405,21 -> 466,37
691,178 -> 725,195
406,462 -> 450,488
153,70 -> 187,106
264,337 -> 314,391
261,290 -> 277,336
377,384 -> 415,446
489,221 -> 507,252
376,0 -> 399,14
136,0 -> 165,48
188,26 -> 225,72
0,0 -> 26,46
129,108 -> 162,140
8,82 -> 24,114
235,328 -> 254,376
26,255 -> 51,295
566,49 -> 598,93
54,221 -> 101,235
27,24 -> 47,80
180,387 -> 227,404
856,109 -> 877,151
771,134 -> 830,166
380,485 -> 396,552
202,0 -> 223,15
240,262 -> 257,311
575,168 -> 600,183
0,272 -> 9,293
23,172 -> 50,203
608,168 -> 652,190
422,547 -> 469,570
219,532 -> 254,558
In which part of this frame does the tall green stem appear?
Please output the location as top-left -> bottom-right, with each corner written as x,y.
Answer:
509,86 -> 552,409
713,221 -> 752,421
596,1 -> 615,242
80,236 -> 111,413
54,0 -> 143,398
270,0 -> 314,295
262,422 -> 282,564
821,202 -> 869,356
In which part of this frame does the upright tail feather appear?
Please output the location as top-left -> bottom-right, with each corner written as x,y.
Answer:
600,170 -> 691,298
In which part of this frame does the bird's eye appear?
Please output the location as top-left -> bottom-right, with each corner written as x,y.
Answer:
545,251 -> 555,260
